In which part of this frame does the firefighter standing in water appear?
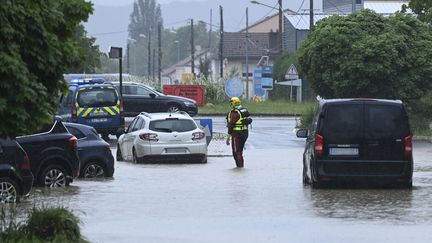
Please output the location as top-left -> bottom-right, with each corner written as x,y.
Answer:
226,97 -> 252,168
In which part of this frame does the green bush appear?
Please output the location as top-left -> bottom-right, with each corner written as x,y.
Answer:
0,206 -> 88,243
298,106 -> 314,129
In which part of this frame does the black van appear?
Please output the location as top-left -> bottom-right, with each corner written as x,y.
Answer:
296,99 -> 413,188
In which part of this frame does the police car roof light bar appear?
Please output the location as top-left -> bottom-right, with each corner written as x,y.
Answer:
70,78 -> 106,85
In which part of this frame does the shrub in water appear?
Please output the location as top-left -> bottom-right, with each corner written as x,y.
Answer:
24,207 -> 81,242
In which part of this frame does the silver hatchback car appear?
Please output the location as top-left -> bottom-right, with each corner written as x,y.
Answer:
117,112 -> 207,163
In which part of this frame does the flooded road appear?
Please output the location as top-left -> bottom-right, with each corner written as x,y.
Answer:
20,117 -> 432,242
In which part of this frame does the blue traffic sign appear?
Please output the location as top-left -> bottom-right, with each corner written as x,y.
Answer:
224,77 -> 243,98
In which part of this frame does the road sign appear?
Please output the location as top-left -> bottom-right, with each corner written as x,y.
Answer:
261,65 -> 273,90
285,64 -> 299,80
253,69 -> 265,96
224,77 -> 243,98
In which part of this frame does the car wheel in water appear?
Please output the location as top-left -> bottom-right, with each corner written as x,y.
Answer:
116,144 -> 123,161
40,165 -> 69,187
82,162 -> 106,178
167,104 -> 180,113
302,165 -> 309,185
0,178 -> 18,203
132,148 -> 139,164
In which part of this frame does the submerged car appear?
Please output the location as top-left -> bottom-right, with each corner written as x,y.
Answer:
64,122 -> 115,178
117,112 -> 207,163
296,99 -> 413,188
16,121 -> 80,187
0,139 -> 33,203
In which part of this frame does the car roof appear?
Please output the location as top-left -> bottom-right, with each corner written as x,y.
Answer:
319,98 -> 403,107
137,112 -> 192,120
69,83 -> 115,90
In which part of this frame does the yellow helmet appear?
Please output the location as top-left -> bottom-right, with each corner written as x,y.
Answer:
229,97 -> 241,109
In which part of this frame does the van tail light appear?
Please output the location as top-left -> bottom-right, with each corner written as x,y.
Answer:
68,136 -> 78,149
71,103 -> 77,121
120,100 -> 125,119
139,133 -> 159,142
192,132 -> 205,140
315,134 -> 324,155
21,154 -> 31,172
404,135 -> 413,157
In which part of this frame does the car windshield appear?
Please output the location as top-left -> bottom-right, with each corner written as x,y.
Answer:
77,88 -> 117,108
149,119 -> 197,133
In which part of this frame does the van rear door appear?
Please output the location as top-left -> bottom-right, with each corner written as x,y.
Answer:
363,102 -> 410,161
320,102 -> 364,158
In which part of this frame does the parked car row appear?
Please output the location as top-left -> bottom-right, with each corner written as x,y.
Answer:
57,78 -> 199,140
0,119 -> 115,203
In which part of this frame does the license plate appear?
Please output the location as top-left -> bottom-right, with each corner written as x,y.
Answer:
165,148 -> 186,153
91,118 -> 108,123
329,148 -> 359,156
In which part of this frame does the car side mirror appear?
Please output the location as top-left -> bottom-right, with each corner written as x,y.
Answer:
149,93 -> 156,98
296,128 -> 308,138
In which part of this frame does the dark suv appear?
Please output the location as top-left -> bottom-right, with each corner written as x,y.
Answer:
296,99 -> 413,188
16,121 -> 80,187
0,139 -> 33,203
113,82 -> 198,117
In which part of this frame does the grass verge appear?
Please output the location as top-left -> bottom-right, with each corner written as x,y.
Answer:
199,100 -> 314,116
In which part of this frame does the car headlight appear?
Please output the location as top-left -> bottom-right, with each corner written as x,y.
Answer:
183,101 -> 196,106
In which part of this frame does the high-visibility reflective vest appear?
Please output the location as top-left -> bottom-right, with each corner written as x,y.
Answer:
228,106 -> 249,131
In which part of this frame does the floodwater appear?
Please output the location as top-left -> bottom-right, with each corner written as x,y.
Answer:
13,117 -> 432,242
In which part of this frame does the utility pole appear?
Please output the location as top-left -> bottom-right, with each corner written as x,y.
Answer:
127,42 -> 130,74
352,0 -> 356,13
219,6 -> 224,78
278,0 -> 283,51
209,9 -> 212,50
158,22 -> 162,87
152,48 -> 156,82
191,19 -> 195,76
147,29 -> 151,79
310,0 -> 314,32
246,7 -> 249,100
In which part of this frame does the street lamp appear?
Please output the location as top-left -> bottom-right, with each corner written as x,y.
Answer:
174,40 -> 180,63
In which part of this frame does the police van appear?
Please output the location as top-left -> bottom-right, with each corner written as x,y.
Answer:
58,78 -> 124,139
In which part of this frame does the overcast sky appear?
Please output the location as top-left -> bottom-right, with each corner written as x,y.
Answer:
90,0 -> 321,11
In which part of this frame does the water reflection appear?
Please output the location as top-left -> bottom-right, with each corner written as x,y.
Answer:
305,188 -> 417,224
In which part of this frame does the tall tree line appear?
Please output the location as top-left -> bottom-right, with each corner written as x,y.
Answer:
127,0 -> 218,77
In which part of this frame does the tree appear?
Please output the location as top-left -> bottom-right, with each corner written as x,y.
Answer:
406,0 -> 432,24
199,57 -> 211,79
298,10 -> 432,101
0,0 -> 93,137
128,0 -> 163,76
65,24 -> 101,74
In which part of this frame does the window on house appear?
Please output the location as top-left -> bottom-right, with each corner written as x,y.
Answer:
356,0 -> 362,4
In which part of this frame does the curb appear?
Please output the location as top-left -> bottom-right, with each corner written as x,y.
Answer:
413,136 -> 432,142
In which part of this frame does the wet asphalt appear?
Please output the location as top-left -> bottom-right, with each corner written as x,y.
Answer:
16,117 -> 432,243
